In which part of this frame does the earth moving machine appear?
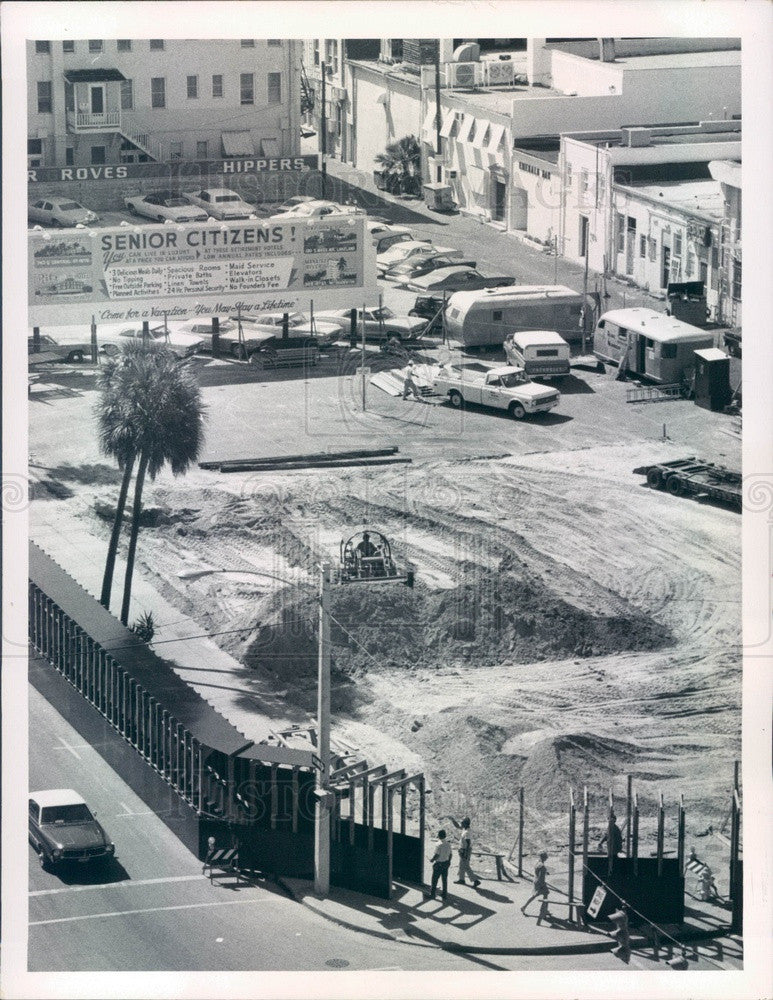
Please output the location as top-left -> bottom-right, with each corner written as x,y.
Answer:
635,457 -> 742,511
431,365 -> 560,419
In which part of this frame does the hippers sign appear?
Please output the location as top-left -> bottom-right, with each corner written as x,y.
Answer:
28,216 -> 376,326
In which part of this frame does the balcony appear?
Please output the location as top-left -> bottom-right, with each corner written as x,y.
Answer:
66,110 -> 122,133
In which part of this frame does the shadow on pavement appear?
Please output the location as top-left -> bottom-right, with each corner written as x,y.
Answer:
40,854 -> 131,886
555,373 -> 596,395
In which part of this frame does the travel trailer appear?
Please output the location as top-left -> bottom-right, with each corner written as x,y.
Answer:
444,286 -> 589,349
593,308 -> 715,384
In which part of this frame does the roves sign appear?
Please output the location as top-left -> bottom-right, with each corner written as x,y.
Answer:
28,155 -> 320,184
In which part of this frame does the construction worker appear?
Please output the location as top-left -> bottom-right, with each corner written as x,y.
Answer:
424,829 -> 452,900
521,851 -> 550,915
446,816 -> 481,888
402,360 -> 422,401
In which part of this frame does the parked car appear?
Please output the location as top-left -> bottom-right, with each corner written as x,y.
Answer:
29,789 -> 115,868
431,365 -> 560,419
29,197 -> 98,228
275,199 -> 366,219
28,333 -> 92,363
275,195 -> 317,213
408,295 -> 446,334
316,305 -> 426,341
99,325 -> 203,358
408,266 -> 516,293
376,241 -> 460,275
162,317 -> 246,352
250,311 -> 346,346
383,254 -> 477,284
183,188 -> 256,221
123,191 -> 208,223
374,231 -> 417,255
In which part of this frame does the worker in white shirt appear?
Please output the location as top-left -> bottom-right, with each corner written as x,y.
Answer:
424,829 -> 453,900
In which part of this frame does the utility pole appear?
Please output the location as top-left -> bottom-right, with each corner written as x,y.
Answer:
434,41 -> 442,182
314,562 -> 332,896
320,61 -> 327,199
361,301 -> 367,411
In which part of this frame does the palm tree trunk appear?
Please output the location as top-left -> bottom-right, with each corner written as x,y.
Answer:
120,450 -> 148,626
100,453 -> 135,609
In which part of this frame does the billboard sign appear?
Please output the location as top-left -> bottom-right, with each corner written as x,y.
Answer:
28,216 -> 376,327
27,155 -> 321,184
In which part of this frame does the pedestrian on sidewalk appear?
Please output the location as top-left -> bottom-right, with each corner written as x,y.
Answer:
521,850 -> 550,915
424,829 -> 452,900
402,360 -> 422,401
446,816 -> 481,888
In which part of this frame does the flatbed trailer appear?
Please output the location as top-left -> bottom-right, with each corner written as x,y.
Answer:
634,457 -> 742,511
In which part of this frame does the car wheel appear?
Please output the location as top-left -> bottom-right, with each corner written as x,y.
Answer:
666,476 -> 684,497
127,203 -> 138,215
38,849 -> 50,870
449,390 -> 463,408
509,402 -> 526,420
646,468 -> 663,489
66,349 -> 85,364
103,344 -> 119,358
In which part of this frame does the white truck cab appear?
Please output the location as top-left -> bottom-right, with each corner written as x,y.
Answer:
431,365 -> 560,419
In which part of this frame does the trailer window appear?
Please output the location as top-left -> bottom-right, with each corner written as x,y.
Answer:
536,349 -> 559,357
661,343 -> 677,359
492,310 -> 503,322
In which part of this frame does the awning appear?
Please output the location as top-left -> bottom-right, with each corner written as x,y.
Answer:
222,130 -> 254,156
422,106 -> 437,137
63,69 -> 126,83
439,109 -> 457,138
472,120 -> 491,150
260,137 -> 280,158
487,122 -> 505,152
457,114 -> 475,144
466,164 -> 487,195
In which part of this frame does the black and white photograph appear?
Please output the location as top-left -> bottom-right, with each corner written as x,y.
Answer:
2,2 -> 772,999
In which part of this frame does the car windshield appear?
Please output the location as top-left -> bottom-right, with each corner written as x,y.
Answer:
500,372 -> 527,388
163,198 -> 188,207
41,803 -> 93,825
372,308 -> 394,320
60,202 -> 83,211
215,195 -> 240,203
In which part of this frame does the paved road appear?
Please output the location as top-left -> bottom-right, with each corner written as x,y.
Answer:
29,685 -> 650,973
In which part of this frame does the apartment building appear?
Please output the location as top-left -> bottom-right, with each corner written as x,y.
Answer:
27,37 -> 302,169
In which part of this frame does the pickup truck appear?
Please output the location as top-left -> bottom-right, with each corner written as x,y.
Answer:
431,365 -> 560,419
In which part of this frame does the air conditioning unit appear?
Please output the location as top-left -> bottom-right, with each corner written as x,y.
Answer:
447,61 -> 479,89
484,60 -> 514,86
445,169 -> 458,179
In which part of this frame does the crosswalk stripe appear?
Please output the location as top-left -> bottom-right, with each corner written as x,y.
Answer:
30,873 -> 205,897
30,896 -> 281,926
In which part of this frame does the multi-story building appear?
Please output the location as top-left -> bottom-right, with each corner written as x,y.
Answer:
27,37 -> 302,169
708,159 -> 742,327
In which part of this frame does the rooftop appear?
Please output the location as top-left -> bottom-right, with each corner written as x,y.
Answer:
570,126 -> 741,150
612,49 -> 742,71
617,178 -> 725,221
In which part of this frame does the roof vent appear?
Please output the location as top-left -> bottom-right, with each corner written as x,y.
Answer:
621,127 -> 652,148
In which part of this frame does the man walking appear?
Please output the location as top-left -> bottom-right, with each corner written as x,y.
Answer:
446,815 -> 481,888
424,829 -> 452,900
521,850 -> 550,915
402,360 -> 422,401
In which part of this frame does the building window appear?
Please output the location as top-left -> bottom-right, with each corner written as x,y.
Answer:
169,141 -> 183,160
565,161 -> 572,187
268,72 -> 282,104
648,237 -> 656,262
674,231 -> 683,257
62,40 -> 75,53
151,77 -> 166,108
615,213 -> 625,253
597,173 -> 605,202
28,138 -> 43,155
65,83 -> 75,112
65,147 -> 74,165
731,259 -> 741,300
267,39 -> 282,47
685,250 -> 695,277
580,168 -> 589,195
187,75 -> 198,99
35,41 -> 50,53
90,145 -> 106,164
212,74 -> 223,97
120,79 -> 133,111
313,40 -> 320,66
117,39 -> 132,52
240,73 -> 254,105
639,234 -> 647,258
150,39 -> 165,50
37,81 -> 52,114
241,39 -> 255,47
88,40 -> 103,53
196,140 -> 208,160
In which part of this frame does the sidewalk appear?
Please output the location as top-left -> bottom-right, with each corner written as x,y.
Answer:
278,863 -> 737,959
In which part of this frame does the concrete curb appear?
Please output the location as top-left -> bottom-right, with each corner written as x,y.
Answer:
277,877 -> 734,958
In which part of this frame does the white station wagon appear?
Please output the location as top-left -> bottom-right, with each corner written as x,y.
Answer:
184,188 -> 257,221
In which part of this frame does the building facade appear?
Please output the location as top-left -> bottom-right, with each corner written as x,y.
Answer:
27,38 -> 302,169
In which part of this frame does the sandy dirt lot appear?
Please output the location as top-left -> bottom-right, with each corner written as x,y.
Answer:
28,358 -> 741,883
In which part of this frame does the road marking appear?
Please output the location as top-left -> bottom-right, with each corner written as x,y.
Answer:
56,736 -> 82,760
30,873 -> 204,897
30,896 -> 281,926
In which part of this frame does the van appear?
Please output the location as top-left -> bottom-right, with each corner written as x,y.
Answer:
594,308 -> 714,384
444,285 -> 589,349
504,330 -> 571,379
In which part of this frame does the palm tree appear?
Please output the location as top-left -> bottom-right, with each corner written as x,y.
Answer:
374,135 -> 422,196
96,342 -> 205,623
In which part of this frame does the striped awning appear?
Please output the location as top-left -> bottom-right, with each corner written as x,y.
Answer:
422,106 -> 437,138
457,114 -> 475,144
472,120 -> 491,150
439,109 -> 457,138
487,122 -> 506,152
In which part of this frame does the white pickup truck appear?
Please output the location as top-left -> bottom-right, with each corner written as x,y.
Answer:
431,365 -> 560,419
